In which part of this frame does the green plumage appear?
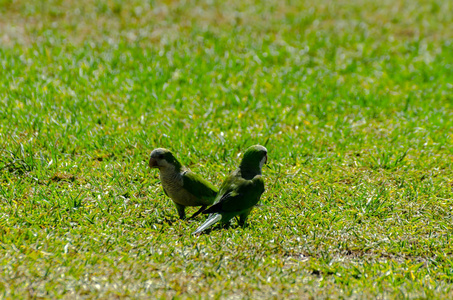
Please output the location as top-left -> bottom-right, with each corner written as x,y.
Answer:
182,171 -> 218,205
149,148 -> 218,219
204,170 -> 265,216
193,145 -> 267,235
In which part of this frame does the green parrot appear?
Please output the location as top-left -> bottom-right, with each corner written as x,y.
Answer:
149,148 -> 218,219
192,145 -> 267,235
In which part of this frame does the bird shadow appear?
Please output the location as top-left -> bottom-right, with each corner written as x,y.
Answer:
143,214 -> 179,226
145,213 -> 207,227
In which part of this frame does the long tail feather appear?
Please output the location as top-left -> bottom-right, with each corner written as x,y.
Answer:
188,205 -> 207,220
192,214 -> 222,235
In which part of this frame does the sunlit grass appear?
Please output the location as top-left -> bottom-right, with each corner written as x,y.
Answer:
1,0 -> 453,298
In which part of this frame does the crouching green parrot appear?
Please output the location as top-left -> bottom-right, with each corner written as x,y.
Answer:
149,148 -> 218,220
192,145 -> 267,235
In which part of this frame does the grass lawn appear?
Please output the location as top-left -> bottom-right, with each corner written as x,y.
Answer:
1,0 -> 453,298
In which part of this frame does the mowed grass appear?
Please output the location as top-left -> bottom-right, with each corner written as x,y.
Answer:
1,0 -> 453,298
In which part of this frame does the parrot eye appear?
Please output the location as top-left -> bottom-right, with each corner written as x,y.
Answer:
158,154 -> 164,159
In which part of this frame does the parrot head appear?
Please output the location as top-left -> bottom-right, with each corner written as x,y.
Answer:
240,145 -> 268,172
149,148 -> 182,171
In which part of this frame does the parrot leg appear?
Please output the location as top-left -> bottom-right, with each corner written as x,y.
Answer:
238,210 -> 252,227
220,216 -> 235,229
174,203 -> 186,220
188,205 -> 207,220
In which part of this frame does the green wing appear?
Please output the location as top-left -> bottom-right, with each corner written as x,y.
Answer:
204,174 -> 265,214
211,170 -> 240,205
182,171 -> 218,204
162,187 -> 169,197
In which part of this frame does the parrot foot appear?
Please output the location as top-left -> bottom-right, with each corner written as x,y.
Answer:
163,217 -> 176,225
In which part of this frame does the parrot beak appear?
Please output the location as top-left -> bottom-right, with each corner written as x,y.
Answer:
149,157 -> 158,168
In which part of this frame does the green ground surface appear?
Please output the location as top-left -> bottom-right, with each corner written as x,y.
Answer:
1,0 -> 453,298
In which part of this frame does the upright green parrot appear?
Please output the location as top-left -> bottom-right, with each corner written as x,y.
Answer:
192,145 -> 267,235
149,148 -> 218,219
